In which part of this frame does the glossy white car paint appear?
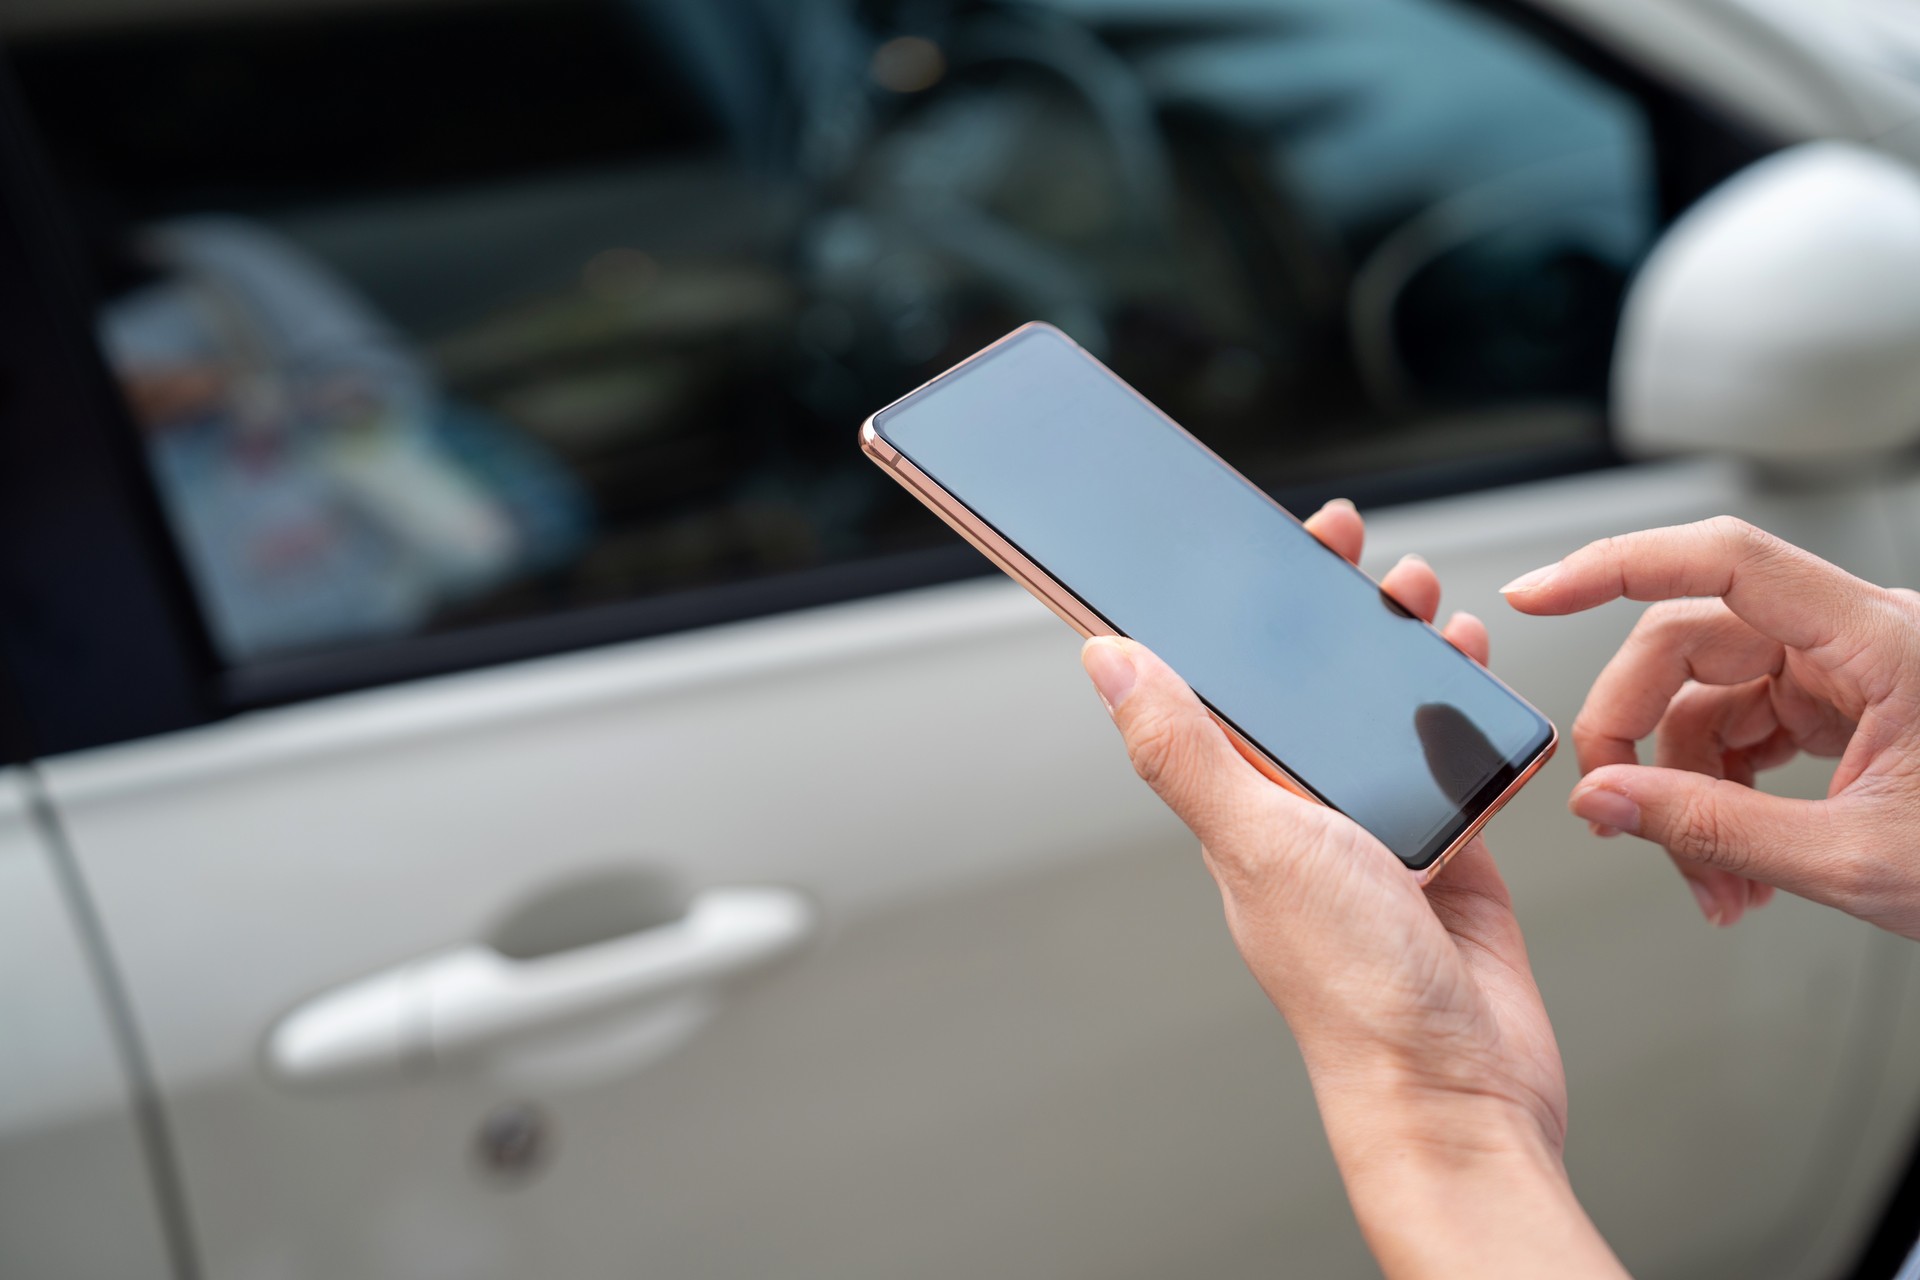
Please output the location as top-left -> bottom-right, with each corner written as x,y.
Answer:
0,772 -> 172,1275
31,458 -> 1920,1279
1616,142 -> 1920,459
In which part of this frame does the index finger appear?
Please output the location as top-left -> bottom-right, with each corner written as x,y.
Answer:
1501,516 -> 1870,654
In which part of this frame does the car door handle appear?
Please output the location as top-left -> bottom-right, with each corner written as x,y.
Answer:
268,886 -> 814,1087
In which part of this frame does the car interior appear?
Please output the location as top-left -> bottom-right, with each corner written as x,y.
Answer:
3,0 -> 1708,662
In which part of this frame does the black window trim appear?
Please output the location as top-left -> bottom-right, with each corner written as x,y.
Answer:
0,59 -> 219,759
0,0 -> 1774,755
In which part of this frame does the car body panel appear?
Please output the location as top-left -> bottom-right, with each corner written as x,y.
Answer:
37,458 -> 1920,1278
0,770 -> 175,1276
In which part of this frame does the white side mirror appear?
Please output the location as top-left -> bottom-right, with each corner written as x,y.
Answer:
1614,142 -> 1920,460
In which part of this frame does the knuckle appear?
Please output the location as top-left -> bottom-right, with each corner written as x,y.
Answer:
1822,851 -> 1880,914
1871,588 -> 1920,645
1667,787 -> 1742,871
1654,596 -> 1721,627
1126,709 -> 1233,834
1635,599 -> 1698,646
1709,516 -> 1795,581
1885,591 -> 1920,675
1667,679 -> 1715,711
1628,600 -> 1727,665
1590,533 -> 1629,583
1819,809 -> 1897,913
1569,709 -> 1618,758
1831,590 -> 1920,700
1125,707 -> 1187,792
1660,683 -> 1719,734
1569,709 -> 1604,750
1705,514 -> 1766,554
1207,805 -> 1341,888
1228,809 -> 1367,890
1702,514 -> 1750,538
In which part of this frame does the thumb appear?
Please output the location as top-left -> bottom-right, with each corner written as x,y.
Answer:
1081,637 -> 1270,844
1570,764 -> 1853,904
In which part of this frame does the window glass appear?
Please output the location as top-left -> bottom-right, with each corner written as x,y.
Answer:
5,0 -> 1698,663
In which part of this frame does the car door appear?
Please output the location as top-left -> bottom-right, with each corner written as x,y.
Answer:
0,766 -> 179,1278
4,2 -> 1919,1279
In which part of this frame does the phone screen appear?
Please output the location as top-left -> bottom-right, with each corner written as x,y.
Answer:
874,327 -> 1553,869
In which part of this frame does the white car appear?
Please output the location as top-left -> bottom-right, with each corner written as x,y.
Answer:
3,0 -> 1920,1277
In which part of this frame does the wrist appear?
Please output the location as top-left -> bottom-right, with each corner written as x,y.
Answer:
1318,1064 -> 1564,1174
1315,1078 -> 1623,1280
1297,1029 -> 1567,1163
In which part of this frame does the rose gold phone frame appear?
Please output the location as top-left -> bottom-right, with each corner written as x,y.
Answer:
859,322 -> 1557,885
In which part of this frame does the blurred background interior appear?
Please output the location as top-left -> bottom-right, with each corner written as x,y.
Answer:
7,0 -> 1701,664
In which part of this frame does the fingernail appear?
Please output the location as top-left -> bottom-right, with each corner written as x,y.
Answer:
1328,497 -> 1357,514
1571,787 -> 1640,835
1402,552 -> 1427,565
1688,880 -> 1722,926
1082,639 -> 1138,712
1587,821 -> 1620,839
1500,563 -> 1561,595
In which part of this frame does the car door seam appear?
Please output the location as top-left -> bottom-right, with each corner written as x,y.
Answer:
21,767 -> 203,1280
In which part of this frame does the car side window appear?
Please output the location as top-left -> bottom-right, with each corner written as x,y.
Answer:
3,0 -> 1763,668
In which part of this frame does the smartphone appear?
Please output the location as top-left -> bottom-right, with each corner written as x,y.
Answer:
859,323 -> 1556,880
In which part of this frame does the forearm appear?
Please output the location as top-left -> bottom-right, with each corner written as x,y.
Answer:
1317,1080 -> 1628,1280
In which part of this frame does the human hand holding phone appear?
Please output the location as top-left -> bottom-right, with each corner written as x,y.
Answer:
863,324 -> 1555,878
861,325 -> 1606,1276
1083,501 -> 1626,1280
